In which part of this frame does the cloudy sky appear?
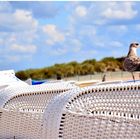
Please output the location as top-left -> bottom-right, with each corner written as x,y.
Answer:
0,1 -> 140,71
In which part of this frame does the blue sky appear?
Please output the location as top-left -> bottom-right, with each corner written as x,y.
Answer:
1,1 -> 140,71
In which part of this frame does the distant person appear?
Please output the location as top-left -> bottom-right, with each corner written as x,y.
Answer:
57,74 -> 61,80
102,74 -> 106,82
123,42 -> 140,82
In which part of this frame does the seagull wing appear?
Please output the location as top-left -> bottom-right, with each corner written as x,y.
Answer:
123,57 -> 140,72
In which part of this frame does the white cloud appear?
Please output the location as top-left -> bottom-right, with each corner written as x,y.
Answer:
0,9 -> 38,32
43,24 -> 65,45
102,2 -> 137,19
69,2 -> 138,26
75,5 -> 87,17
14,10 -> 35,24
0,8 -> 38,65
13,9 -> 38,31
10,44 -> 37,53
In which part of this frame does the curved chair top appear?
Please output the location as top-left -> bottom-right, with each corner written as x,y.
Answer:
0,81 -> 78,108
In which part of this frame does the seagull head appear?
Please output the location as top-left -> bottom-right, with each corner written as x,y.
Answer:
130,42 -> 140,49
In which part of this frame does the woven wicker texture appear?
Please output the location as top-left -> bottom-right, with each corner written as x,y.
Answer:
0,81 -> 78,138
0,81 -> 78,113
61,112 -> 140,139
0,108 -> 42,139
1,81 -> 140,139
43,82 -> 140,139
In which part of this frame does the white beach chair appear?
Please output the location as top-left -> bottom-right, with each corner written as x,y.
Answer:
0,81 -> 78,139
0,81 -> 78,113
0,69 -> 28,90
43,82 -> 140,139
1,81 -> 140,139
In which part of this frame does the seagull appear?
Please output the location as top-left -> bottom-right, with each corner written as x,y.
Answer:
123,42 -> 140,82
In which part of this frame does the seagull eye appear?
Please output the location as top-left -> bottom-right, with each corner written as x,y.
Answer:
136,43 -> 139,45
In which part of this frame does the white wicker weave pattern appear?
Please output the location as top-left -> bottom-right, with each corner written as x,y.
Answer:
0,81 -> 78,139
61,112 -> 140,139
0,81 -> 78,113
0,108 -> 42,139
43,82 -> 140,139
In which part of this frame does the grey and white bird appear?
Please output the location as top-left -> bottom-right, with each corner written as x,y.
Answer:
123,42 -> 140,81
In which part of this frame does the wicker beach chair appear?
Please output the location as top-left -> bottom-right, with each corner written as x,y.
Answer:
43,82 -> 140,139
0,70 -> 28,90
0,81 -> 78,113
1,82 -> 140,139
0,81 -> 78,139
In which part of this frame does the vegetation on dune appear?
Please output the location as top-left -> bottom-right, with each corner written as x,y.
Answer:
16,56 -> 125,80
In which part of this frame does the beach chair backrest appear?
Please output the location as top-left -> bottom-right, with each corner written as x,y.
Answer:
43,82 -> 140,139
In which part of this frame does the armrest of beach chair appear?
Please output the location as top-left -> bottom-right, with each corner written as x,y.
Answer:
43,82 -> 140,139
0,82 -> 79,113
